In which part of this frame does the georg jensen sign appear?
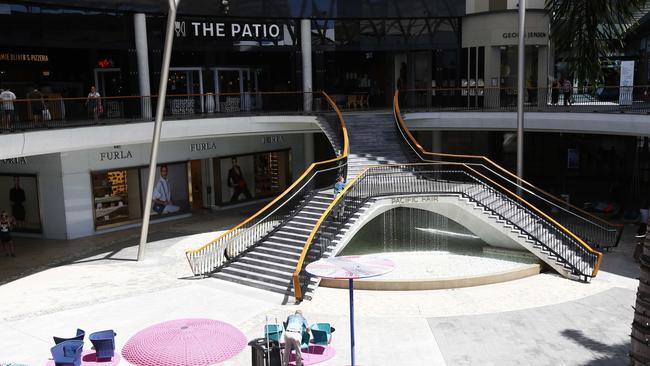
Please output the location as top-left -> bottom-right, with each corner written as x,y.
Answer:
175,20 -> 281,39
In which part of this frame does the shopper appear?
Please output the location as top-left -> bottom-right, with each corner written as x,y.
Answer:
551,80 -> 560,105
228,157 -> 252,202
29,88 -> 45,126
9,176 -> 26,228
0,87 -> 17,129
152,165 -> 180,214
562,78 -> 573,106
283,310 -> 309,366
334,175 -> 346,220
1,211 -> 16,257
85,85 -> 101,121
334,175 -> 345,196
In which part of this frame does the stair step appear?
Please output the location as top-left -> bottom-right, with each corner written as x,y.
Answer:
247,252 -> 299,266
239,257 -> 296,272
213,272 -> 293,295
255,246 -> 302,258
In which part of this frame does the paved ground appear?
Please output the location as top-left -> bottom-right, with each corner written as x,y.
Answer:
0,209 -> 640,366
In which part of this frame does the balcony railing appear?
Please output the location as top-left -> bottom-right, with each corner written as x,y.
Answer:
0,91 -> 326,133
398,85 -> 650,114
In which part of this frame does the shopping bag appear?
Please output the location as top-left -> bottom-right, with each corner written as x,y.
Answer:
42,108 -> 52,121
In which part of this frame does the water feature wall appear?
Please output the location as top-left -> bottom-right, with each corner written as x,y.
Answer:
341,207 -> 488,256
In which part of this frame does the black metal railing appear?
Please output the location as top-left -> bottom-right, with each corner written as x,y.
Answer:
393,90 -> 624,250
0,91 -> 326,133
185,92 -> 348,276
292,164 -> 602,299
397,85 -> 650,114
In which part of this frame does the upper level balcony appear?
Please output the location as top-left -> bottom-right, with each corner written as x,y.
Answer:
1,86 -> 649,158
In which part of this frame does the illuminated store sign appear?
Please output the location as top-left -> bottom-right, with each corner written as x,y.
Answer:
175,20 -> 281,39
0,53 -> 49,62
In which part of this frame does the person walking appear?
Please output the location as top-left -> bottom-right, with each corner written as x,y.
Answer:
85,85 -> 101,121
283,310 -> 309,366
334,175 -> 346,220
551,80 -> 560,105
29,88 -> 45,126
562,78 -> 573,106
0,87 -> 17,129
1,211 -> 16,257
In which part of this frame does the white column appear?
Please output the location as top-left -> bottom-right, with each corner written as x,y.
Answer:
537,46 -> 549,108
301,19 -> 313,112
432,131 -> 442,153
134,13 -> 152,119
304,133 -> 314,166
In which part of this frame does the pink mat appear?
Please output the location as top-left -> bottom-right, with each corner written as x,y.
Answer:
286,344 -> 336,365
44,350 -> 121,366
121,318 -> 247,366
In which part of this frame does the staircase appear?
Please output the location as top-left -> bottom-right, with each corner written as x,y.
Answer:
344,112 -> 411,180
192,103 -> 605,301
460,183 -> 596,279
207,112 -> 414,300
213,191 -> 332,301
206,114 -> 345,301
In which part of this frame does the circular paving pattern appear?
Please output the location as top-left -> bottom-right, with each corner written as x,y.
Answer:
121,318 -> 247,366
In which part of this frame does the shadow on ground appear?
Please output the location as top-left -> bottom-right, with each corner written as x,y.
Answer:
562,329 -> 630,365
0,204 -> 263,286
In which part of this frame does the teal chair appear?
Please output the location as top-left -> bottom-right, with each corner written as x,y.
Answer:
310,323 -> 332,346
264,323 -> 284,343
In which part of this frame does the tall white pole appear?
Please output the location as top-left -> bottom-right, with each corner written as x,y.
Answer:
138,0 -> 180,261
134,13 -> 152,119
301,19 -> 313,112
516,0 -> 526,179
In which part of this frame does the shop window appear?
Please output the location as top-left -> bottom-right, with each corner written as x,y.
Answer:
214,150 -> 290,205
92,168 -> 141,228
92,162 -> 190,229
0,174 -> 42,233
139,163 -> 191,217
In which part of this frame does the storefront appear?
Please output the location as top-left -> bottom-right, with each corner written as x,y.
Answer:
0,2 -> 464,109
461,4 -> 550,108
0,133 -> 307,239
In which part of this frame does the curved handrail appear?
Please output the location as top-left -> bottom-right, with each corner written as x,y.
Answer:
393,90 -> 623,248
292,162 -> 603,300
292,163 -> 370,300
185,91 -> 349,275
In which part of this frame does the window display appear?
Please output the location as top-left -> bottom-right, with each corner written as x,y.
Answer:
215,150 -> 290,205
139,162 -> 191,217
92,168 -> 141,228
0,174 -> 41,233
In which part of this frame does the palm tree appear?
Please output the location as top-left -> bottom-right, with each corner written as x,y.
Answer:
545,0 -> 646,83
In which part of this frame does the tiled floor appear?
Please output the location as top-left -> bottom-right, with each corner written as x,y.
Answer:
0,210 -> 640,365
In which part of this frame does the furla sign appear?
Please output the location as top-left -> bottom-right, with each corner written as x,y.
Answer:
175,20 -> 281,40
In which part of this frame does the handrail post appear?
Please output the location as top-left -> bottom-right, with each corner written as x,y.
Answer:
138,0 -> 180,261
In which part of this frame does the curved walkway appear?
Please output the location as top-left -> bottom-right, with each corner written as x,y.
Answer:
0,215 -> 638,365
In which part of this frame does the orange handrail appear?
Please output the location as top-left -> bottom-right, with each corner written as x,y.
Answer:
393,91 -> 623,232
292,161 -> 603,301
185,91 -> 348,275
292,164 -> 369,300
394,90 -> 603,275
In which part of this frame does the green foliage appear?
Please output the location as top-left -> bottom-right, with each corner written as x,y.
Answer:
545,0 -> 645,82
